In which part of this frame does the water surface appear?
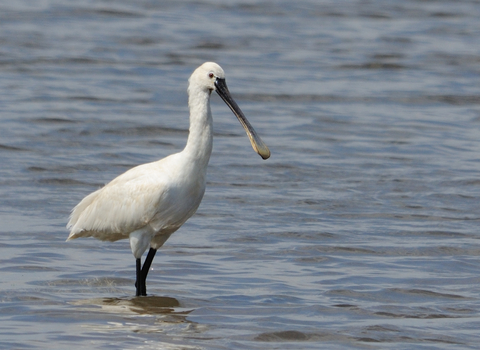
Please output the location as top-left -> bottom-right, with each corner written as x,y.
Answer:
1,0 -> 480,349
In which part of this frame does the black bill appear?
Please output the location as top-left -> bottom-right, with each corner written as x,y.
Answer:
215,78 -> 270,160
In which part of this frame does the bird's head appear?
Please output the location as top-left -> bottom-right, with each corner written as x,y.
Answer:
190,62 -> 226,93
189,62 -> 270,160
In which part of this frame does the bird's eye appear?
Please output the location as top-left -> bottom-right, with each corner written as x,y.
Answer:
208,73 -> 214,78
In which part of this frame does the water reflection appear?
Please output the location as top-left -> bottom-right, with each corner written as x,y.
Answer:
72,295 -> 187,316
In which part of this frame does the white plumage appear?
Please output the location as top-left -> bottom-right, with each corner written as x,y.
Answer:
67,62 -> 270,296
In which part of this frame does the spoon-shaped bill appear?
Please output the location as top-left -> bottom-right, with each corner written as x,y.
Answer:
215,78 -> 270,160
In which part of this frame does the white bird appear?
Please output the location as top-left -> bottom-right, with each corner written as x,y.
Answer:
67,62 -> 270,296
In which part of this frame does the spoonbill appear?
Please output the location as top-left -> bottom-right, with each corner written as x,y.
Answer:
67,62 -> 270,296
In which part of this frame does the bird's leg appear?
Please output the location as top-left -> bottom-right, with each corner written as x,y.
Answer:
139,248 -> 157,296
141,248 -> 157,280
135,258 -> 143,297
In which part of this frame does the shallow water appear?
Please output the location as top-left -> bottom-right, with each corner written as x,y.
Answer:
1,0 -> 480,349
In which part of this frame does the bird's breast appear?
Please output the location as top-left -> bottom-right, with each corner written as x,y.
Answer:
149,165 -> 206,234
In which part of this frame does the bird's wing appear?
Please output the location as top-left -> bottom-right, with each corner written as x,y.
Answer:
67,161 -> 170,241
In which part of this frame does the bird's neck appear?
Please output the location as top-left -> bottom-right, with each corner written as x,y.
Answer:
182,86 -> 213,169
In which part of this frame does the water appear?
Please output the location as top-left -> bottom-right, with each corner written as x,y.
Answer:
1,0 -> 480,348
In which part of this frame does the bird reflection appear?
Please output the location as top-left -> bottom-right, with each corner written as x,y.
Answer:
73,295 -> 192,317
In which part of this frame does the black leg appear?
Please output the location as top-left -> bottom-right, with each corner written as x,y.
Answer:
139,248 -> 157,296
134,248 -> 158,296
141,248 -> 157,280
135,258 -> 142,297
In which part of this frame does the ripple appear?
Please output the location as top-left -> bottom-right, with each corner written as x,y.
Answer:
255,330 -> 314,341
37,178 -> 89,186
0,144 -> 28,151
338,62 -> 408,70
388,288 -> 468,299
